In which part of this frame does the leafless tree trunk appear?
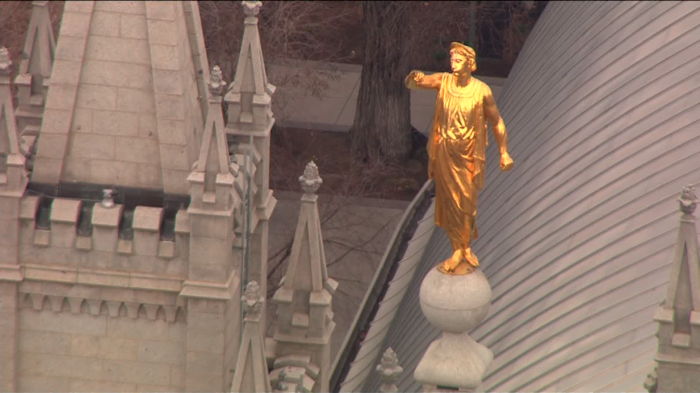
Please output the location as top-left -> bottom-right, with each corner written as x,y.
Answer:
350,1 -> 412,163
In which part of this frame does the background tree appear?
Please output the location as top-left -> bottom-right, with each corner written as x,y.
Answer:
350,2 -> 413,164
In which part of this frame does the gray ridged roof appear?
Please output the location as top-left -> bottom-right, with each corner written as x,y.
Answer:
339,1 -> 700,392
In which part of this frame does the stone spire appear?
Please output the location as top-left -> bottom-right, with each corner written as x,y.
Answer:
14,1 -> 56,147
0,48 -> 27,193
31,1 -> 209,194
15,0 -> 56,99
188,65 -> 235,212
231,281 -> 272,393
376,347 -> 403,393
225,0 -> 275,133
181,65 -> 237,392
272,161 -> 337,393
18,1 -> 56,82
225,0 -> 277,321
652,185 -> 700,392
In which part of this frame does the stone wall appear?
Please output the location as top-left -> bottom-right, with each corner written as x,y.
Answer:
17,305 -> 185,392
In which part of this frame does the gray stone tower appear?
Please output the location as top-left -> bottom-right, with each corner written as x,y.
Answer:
0,2 -> 263,392
652,185 -> 700,392
272,161 -> 338,392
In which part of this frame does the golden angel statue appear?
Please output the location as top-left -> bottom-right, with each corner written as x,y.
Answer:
405,42 -> 514,275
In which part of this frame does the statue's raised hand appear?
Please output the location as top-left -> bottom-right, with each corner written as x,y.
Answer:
500,152 -> 514,171
411,71 -> 425,83
405,70 -> 424,86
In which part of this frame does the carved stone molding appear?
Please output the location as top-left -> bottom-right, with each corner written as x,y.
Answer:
19,292 -> 185,322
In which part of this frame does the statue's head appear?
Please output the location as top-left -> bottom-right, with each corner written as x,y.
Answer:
449,42 -> 477,74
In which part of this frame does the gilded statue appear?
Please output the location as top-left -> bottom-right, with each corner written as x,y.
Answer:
405,42 -> 513,275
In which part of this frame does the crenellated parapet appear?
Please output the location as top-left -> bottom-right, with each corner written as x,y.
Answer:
17,195 -> 190,287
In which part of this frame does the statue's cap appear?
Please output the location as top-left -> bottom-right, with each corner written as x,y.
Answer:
449,42 -> 476,59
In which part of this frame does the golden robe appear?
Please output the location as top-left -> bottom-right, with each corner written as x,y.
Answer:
428,73 -> 491,251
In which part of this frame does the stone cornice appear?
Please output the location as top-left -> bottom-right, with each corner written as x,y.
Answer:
21,263 -> 182,292
179,271 -> 239,300
656,353 -> 700,366
18,290 -> 185,323
0,264 -> 23,282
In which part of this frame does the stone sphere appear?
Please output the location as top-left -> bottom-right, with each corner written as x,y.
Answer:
419,266 -> 492,333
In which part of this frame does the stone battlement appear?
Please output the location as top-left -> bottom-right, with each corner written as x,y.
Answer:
14,146 -> 263,290
18,195 -> 190,287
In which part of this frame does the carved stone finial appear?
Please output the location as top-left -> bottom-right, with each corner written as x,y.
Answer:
376,347 -> 403,393
299,161 -> 322,194
679,185 -> 697,215
242,1 -> 262,17
101,189 -> 115,208
242,280 -> 263,316
643,367 -> 657,393
0,47 -> 11,75
209,65 -> 226,96
274,368 -> 289,391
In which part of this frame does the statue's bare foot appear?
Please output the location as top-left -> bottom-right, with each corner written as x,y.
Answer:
464,247 -> 479,268
438,249 -> 464,273
439,248 -> 479,275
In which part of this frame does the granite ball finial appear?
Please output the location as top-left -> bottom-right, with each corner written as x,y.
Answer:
209,65 -> 227,96
299,161 -> 322,194
0,47 -> 12,75
414,268 -> 493,389
242,1 -> 262,17
679,185 -> 697,215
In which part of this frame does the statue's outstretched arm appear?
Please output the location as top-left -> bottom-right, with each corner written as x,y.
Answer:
405,70 -> 442,90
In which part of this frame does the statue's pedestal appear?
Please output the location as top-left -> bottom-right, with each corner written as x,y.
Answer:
414,267 -> 493,390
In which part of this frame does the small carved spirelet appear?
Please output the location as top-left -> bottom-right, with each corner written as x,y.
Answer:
209,65 -> 227,96
0,47 -> 11,74
679,185 -> 697,215
299,161 -> 323,194
643,367 -> 657,393
242,1 -> 262,18
242,280 -> 263,316
376,347 -> 403,385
